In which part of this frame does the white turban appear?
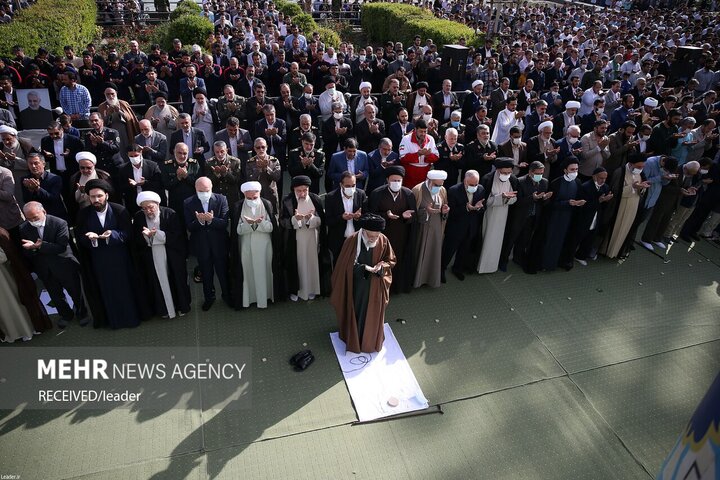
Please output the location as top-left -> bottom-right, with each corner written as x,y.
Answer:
136,191 -> 161,206
76,151 -> 97,164
566,101 -> 581,110
538,120 -> 554,131
359,82 -> 372,92
427,170 -> 448,180
472,80 -> 484,89
644,97 -> 659,108
241,181 -> 262,193
0,125 -> 17,136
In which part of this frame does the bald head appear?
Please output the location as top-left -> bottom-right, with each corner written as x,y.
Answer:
195,177 -> 212,192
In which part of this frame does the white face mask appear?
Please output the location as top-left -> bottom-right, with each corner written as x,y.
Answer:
388,180 -> 402,192
304,93 -> 313,100
129,155 -> 142,166
511,137 -> 522,145
30,219 -> 45,228
343,186 -> 355,197
640,135 -> 650,141
333,112 -> 343,120
700,169 -> 709,175
564,171 -> 578,181
197,191 -> 212,202
422,114 -> 432,122
327,87 -> 336,96
498,173 -> 511,182
246,198 -> 261,207
568,137 -> 579,144
632,167 -> 643,175
359,55 -> 366,62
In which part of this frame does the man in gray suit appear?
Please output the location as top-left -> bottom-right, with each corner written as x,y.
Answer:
215,117 -> 253,162
134,119 -> 169,162
20,201 -> 88,328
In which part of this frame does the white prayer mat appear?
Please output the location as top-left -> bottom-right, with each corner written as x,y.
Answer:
330,324 -> 429,422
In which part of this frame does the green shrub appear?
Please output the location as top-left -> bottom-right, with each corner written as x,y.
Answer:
316,26 -> 341,49
170,0 -> 202,21
292,13 -> 317,37
361,3 -> 483,49
275,0 -> 303,17
0,0 -> 97,56
164,15 -> 214,50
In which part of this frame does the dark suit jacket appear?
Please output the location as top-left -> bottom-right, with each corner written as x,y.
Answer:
22,171 -> 67,220
287,147 -> 325,193
355,118 -> 386,154
388,121 -> 414,153
19,214 -> 79,278
432,91 -> 459,122
169,128 -> 210,169
253,118 -> 288,162
462,139 -> 498,179
134,131 -> 168,164
215,128 -> 253,161
324,187 -> 368,262
183,192 -> 229,259
40,134 -> 84,176
481,171 -> 520,202
118,160 -> 166,213
445,182 -> 486,240
321,116 -> 354,158
510,174 -> 550,222
366,149 -> 400,193
83,127 -> 123,173
328,151 -> 369,190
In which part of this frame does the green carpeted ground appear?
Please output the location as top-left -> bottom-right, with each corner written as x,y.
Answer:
0,237 -> 718,479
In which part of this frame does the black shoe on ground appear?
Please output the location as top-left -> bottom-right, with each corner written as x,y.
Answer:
690,233 -> 701,241
452,270 -> 465,281
440,270 -> 447,284
57,318 -> 69,329
201,299 -> 215,311
79,316 -> 90,327
498,262 -> 507,272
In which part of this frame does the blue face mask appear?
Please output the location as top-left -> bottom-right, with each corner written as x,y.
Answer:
451,121 -> 460,128
430,185 -> 441,195
532,174 -> 543,183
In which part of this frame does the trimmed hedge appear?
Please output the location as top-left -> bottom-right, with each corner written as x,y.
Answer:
362,3 -> 483,49
0,0 -> 97,56
275,0 -> 303,17
170,0 -> 202,21
316,26 -> 341,49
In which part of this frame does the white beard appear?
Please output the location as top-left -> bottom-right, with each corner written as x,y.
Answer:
79,170 -> 98,184
105,96 -> 119,107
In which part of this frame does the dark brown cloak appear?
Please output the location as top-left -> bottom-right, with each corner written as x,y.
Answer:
330,232 -> 396,353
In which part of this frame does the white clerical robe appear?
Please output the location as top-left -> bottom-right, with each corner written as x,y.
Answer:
237,201 -> 274,308
478,174 -> 517,273
293,196 -> 321,299
144,215 -> 176,318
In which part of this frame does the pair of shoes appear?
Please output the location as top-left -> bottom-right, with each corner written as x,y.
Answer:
498,263 -> 507,272
290,294 -> 299,302
193,266 -> 202,283
178,311 -> 186,317
79,316 -> 90,327
201,298 -> 215,311
22,336 -> 32,342
575,258 -> 588,266
653,241 -> 667,249
57,317 -> 68,329
452,270 -> 465,281
640,241 -> 654,251
440,270 -> 447,283
308,294 -> 316,300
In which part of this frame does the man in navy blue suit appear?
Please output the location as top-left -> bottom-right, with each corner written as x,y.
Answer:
328,138 -> 369,191
22,153 -> 68,220
441,170 -> 485,282
184,177 -> 230,311
366,138 -> 399,193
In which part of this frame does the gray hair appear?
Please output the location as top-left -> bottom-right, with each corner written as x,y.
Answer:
464,170 -> 480,180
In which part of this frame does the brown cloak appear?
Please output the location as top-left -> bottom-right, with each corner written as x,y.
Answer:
330,232 -> 396,353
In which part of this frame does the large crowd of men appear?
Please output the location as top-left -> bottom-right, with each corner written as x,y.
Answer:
1,0 -> 720,341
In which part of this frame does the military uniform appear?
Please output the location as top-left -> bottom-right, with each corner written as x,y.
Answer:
162,158 -> 201,228
204,155 -> 242,207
